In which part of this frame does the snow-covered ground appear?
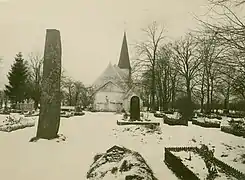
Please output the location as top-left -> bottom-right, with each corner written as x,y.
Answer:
0,112 -> 244,180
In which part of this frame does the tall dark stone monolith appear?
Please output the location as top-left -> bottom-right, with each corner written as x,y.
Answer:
130,96 -> 140,121
36,29 -> 62,139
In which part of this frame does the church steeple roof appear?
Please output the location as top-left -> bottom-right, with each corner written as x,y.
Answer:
118,32 -> 131,70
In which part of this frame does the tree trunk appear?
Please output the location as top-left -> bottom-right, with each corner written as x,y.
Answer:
36,29 -> 62,140
68,87 -> 72,106
206,74 -> 211,114
200,71 -> 205,113
171,76 -> 176,109
147,94 -> 150,111
156,72 -> 163,111
185,78 -> 192,125
4,97 -> 8,110
34,100 -> 39,110
210,77 -> 214,113
0,98 -> 2,109
224,82 -> 230,114
186,79 -> 192,102
163,72 -> 168,111
151,66 -> 156,112
158,88 -> 163,111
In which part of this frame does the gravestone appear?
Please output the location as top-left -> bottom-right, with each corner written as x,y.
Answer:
36,29 -> 62,139
130,96 -> 140,121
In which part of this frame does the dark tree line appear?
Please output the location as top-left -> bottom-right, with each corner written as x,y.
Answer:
1,52 -> 94,110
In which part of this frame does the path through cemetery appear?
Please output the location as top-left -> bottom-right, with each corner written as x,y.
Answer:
0,112 -> 244,180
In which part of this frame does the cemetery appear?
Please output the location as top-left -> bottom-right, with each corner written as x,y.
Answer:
1,110 -> 245,180
0,1 -> 245,179
0,35 -> 244,180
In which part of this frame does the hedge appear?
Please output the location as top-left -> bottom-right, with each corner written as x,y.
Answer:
221,126 -> 245,138
192,119 -> 221,128
163,115 -> 187,126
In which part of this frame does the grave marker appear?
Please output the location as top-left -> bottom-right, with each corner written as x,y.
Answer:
130,96 -> 140,121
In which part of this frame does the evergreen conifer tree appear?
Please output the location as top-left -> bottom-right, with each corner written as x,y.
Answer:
4,52 -> 29,106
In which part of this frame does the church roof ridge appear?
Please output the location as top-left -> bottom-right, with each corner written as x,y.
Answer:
92,80 -> 121,96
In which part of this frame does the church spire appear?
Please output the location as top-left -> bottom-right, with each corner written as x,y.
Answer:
118,32 -> 131,70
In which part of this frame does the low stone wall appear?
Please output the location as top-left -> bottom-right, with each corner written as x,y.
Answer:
192,119 -> 221,128
164,146 -> 245,180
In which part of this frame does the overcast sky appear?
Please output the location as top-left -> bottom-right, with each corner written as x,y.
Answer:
0,0 -> 212,88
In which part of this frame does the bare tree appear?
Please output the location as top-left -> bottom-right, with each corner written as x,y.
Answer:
200,3 -> 245,101
27,52 -> 43,109
135,21 -> 165,111
210,0 -> 245,6
172,34 -> 201,103
80,86 -> 95,109
216,65 -> 234,113
62,77 -> 75,106
73,81 -> 86,107
155,44 -> 176,110
196,32 -> 226,114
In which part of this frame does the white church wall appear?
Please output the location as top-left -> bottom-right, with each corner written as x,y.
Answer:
94,91 -> 124,111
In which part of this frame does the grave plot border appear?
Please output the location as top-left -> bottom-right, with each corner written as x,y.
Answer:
154,113 -> 164,118
163,115 -> 187,126
164,146 -> 245,180
74,112 -> 85,116
117,120 -> 160,126
192,119 -> 221,128
221,126 -> 245,138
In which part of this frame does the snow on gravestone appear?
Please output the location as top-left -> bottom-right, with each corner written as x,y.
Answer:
87,145 -> 158,180
35,29 -> 62,139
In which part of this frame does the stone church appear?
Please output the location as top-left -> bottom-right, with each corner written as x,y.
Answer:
92,32 -> 142,112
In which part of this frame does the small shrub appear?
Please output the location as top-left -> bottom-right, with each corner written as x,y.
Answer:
175,96 -> 194,125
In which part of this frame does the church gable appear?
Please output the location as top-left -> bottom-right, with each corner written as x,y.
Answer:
93,63 -> 119,87
98,81 -> 124,93
93,62 -> 130,91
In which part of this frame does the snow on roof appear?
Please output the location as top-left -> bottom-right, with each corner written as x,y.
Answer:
92,80 -> 124,95
92,62 -> 130,92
